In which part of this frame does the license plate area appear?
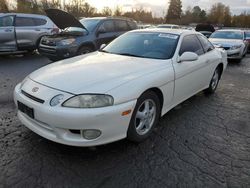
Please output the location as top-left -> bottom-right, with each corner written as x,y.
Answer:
18,101 -> 34,119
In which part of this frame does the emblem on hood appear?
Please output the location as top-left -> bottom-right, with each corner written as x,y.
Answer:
32,87 -> 39,93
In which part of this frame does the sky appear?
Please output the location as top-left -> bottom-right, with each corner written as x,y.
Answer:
85,0 -> 250,17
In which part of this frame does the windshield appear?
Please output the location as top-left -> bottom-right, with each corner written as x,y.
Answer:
210,31 -> 243,40
246,32 -> 250,38
102,32 -> 179,60
80,19 -> 100,32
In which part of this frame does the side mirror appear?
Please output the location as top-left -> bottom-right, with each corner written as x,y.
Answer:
179,52 -> 198,63
100,44 -> 106,49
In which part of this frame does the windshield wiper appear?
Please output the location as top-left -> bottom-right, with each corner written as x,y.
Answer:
117,53 -> 143,58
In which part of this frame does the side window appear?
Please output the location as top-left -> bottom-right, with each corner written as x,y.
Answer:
98,20 -> 115,33
179,35 -> 204,56
0,16 -> 14,27
15,17 -> 36,27
197,35 -> 214,53
33,18 -> 47,26
114,20 -> 129,31
127,21 -> 137,30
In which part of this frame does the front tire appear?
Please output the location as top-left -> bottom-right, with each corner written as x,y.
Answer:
77,46 -> 93,55
127,91 -> 161,142
204,67 -> 221,94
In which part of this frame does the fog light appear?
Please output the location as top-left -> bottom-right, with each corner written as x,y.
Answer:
81,130 -> 101,140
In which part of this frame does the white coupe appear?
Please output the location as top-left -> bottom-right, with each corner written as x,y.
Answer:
14,29 -> 228,146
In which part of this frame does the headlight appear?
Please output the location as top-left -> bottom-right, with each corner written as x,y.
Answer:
20,76 -> 29,88
50,94 -> 64,107
62,94 -> 114,108
59,38 -> 76,45
230,45 -> 242,50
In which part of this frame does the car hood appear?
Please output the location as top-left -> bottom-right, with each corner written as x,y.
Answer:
209,38 -> 243,47
29,52 -> 167,94
45,9 -> 87,31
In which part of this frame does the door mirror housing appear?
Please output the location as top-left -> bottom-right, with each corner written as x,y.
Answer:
100,44 -> 106,49
179,52 -> 198,63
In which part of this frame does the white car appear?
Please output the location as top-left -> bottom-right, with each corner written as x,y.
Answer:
14,29 -> 228,147
157,24 -> 180,29
209,29 -> 248,61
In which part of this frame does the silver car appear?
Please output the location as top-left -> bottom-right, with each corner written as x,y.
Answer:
209,29 -> 248,62
0,13 -> 58,54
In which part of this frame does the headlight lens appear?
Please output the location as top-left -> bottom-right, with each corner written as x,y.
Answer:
59,38 -> 76,45
62,94 -> 114,108
230,45 -> 242,50
50,94 -> 64,107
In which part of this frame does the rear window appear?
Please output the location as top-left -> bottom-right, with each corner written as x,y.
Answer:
127,21 -> 137,30
15,17 -> 36,27
34,18 -> 47,26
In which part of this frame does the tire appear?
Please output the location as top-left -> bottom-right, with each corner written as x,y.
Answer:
127,91 -> 161,142
204,67 -> 221,94
77,46 -> 93,55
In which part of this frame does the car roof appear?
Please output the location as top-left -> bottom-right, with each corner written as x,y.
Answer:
0,13 -> 48,19
130,28 -> 197,35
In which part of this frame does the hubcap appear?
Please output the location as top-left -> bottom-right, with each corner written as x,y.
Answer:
211,69 -> 219,90
135,99 -> 156,135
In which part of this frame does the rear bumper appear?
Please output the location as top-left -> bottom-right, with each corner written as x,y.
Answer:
38,44 -> 78,60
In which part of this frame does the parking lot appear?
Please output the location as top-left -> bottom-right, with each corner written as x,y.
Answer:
0,54 -> 250,187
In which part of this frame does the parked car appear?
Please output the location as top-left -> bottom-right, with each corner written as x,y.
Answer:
39,9 -> 138,61
245,30 -> 250,52
157,24 -> 180,29
14,29 -> 227,147
0,13 -> 58,54
195,24 -> 215,33
209,29 -> 248,62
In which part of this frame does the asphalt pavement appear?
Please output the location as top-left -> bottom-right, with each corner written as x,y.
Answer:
0,53 -> 250,188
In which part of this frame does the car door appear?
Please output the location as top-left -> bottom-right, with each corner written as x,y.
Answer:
196,34 -> 220,85
0,15 -> 17,52
15,16 -> 40,49
95,20 -> 116,48
173,34 -> 209,104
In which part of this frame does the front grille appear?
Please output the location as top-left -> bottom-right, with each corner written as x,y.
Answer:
223,47 -> 230,50
21,90 -> 45,104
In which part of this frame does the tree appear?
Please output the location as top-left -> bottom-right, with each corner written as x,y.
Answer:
113,6 -> 122,16
0,0 -> 9,12
102,7 -> 112,16
208,3 -> 231,26
166,0 -> 182,23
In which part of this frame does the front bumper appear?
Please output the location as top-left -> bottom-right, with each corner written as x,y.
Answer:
38,44 -> 79,61
14,82 -> 137,147
226,48 -> 243,59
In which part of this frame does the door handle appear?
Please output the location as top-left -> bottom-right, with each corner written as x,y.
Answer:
35,29 -> 41,31
4,29 -> 12,32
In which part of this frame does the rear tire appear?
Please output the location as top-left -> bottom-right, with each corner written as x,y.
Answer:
127,91 -> 161,143
204,67 -> 221,94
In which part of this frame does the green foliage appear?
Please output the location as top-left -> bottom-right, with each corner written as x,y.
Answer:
166,0 -> 182,23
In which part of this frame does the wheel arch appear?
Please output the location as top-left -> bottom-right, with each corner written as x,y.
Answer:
140,87 -> 164,113
78,42 -> 96,52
